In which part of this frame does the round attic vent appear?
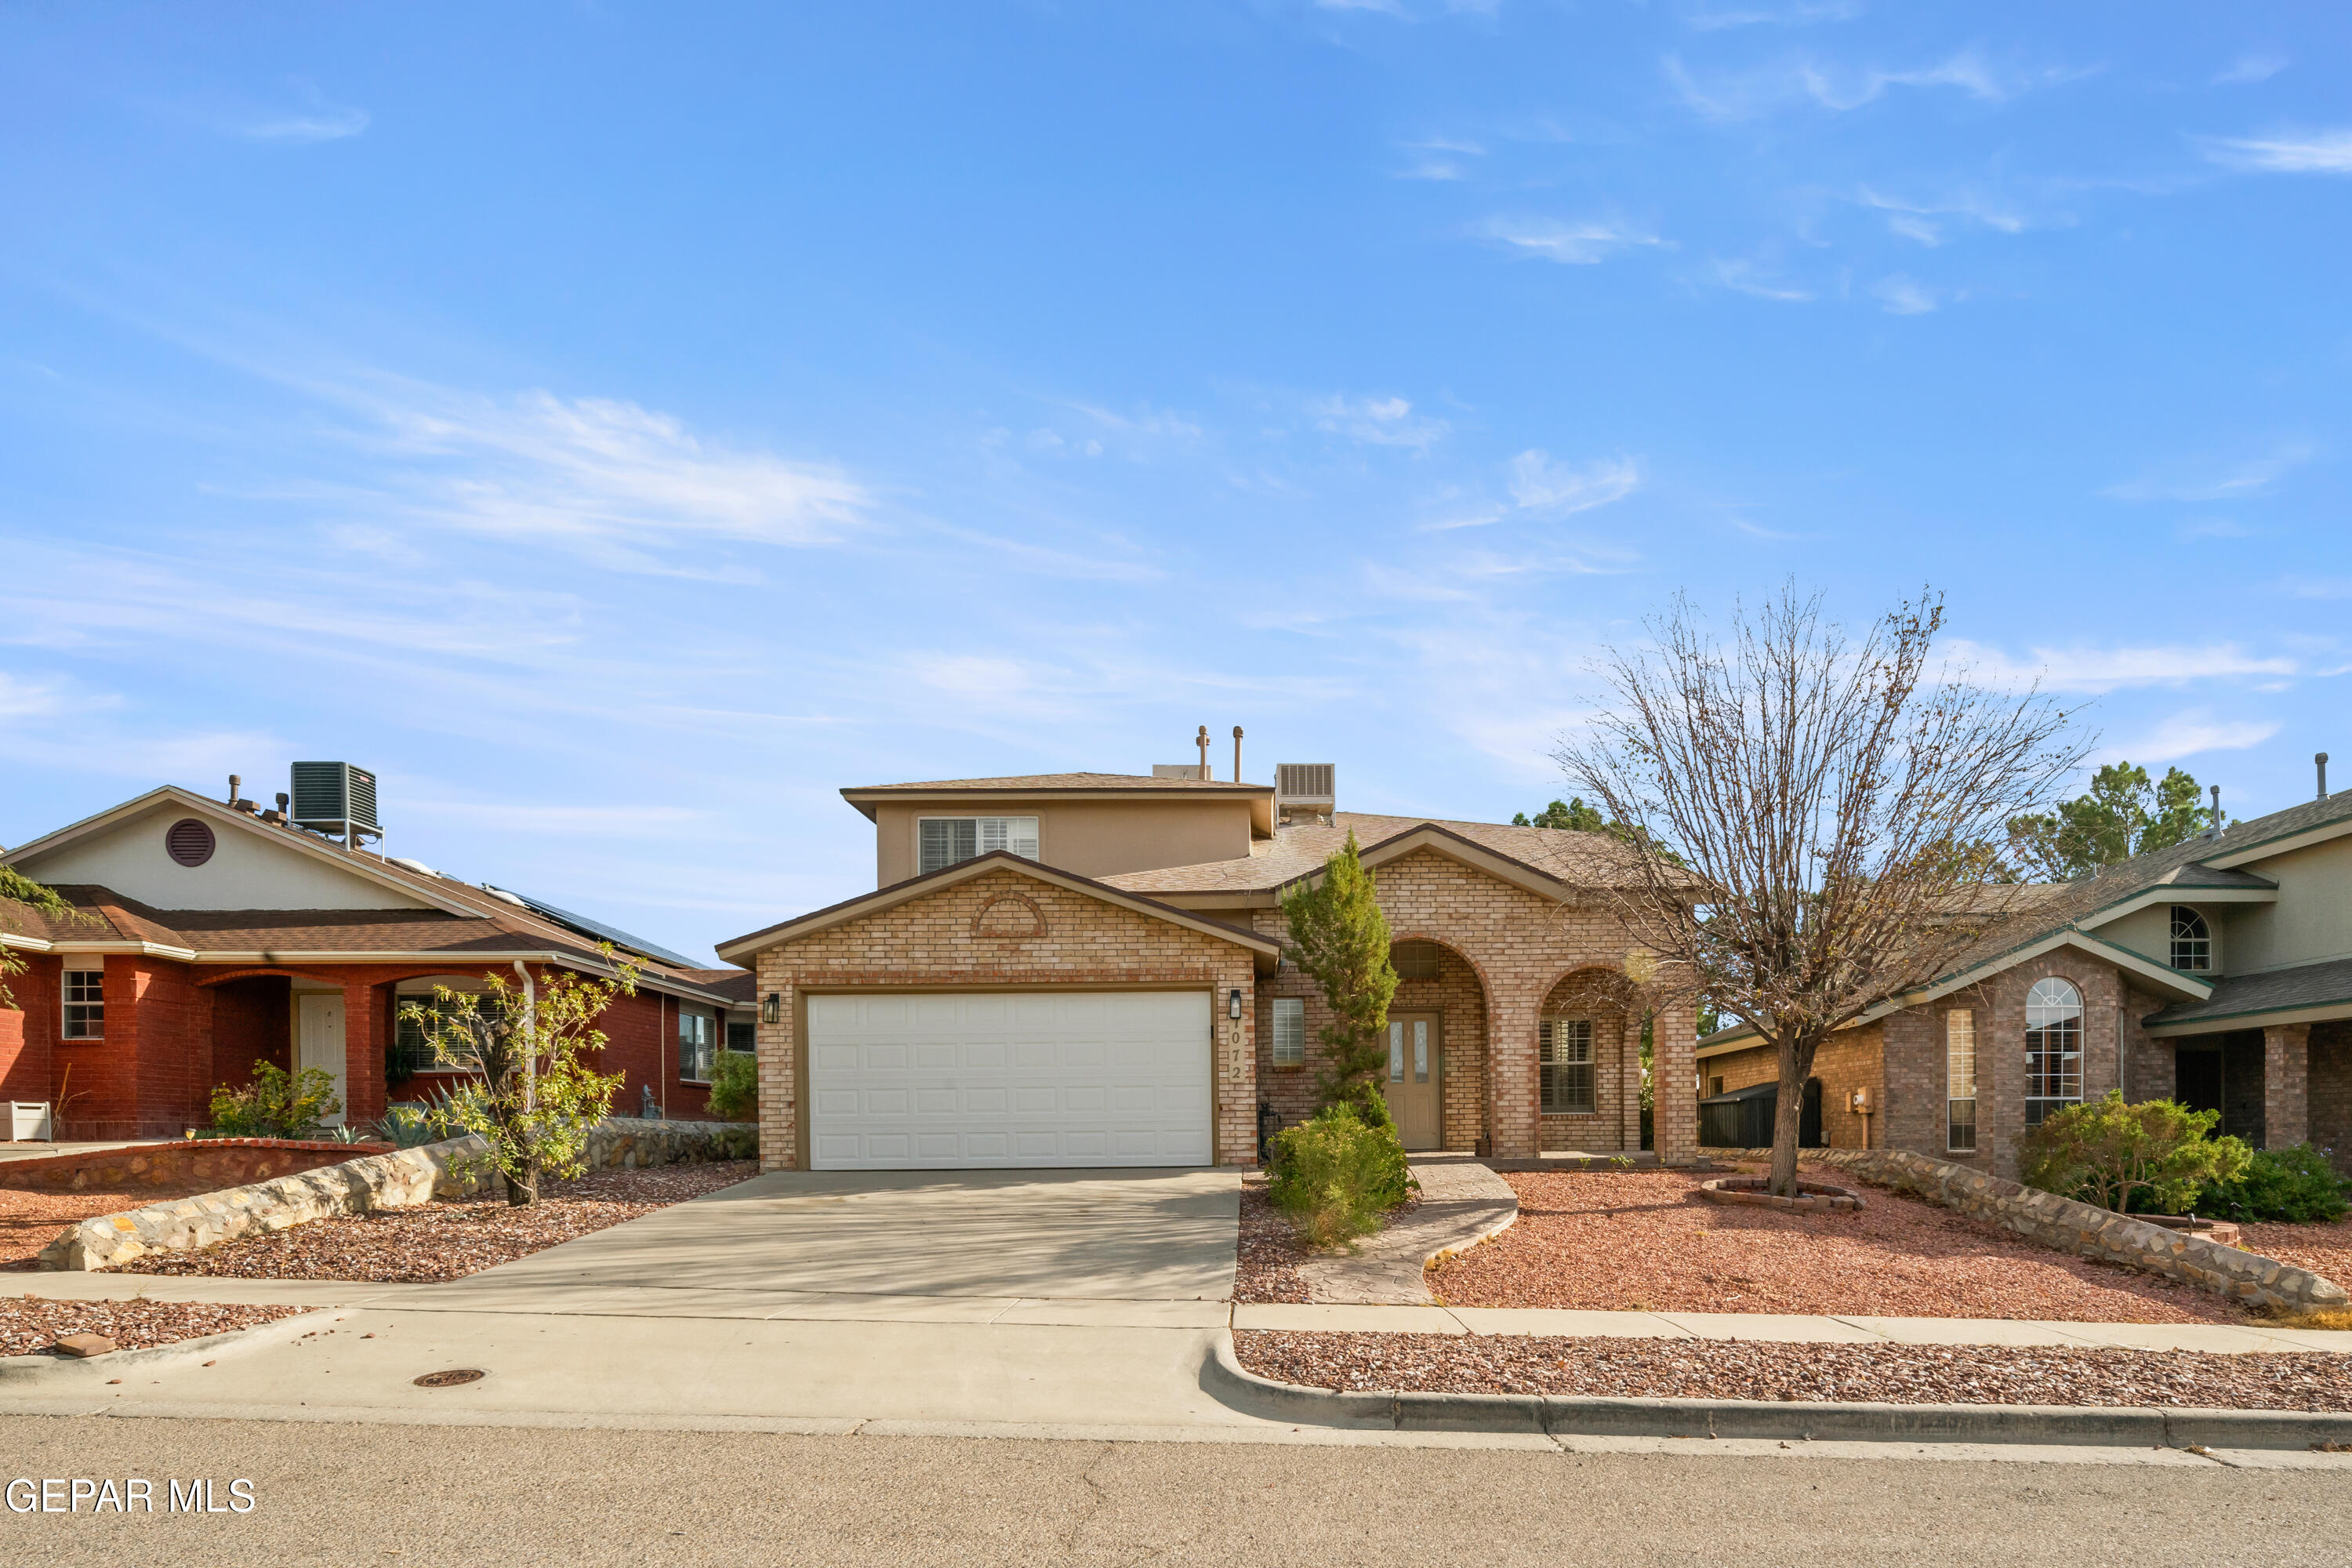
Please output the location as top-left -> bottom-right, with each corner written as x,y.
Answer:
165,817 -> 216,868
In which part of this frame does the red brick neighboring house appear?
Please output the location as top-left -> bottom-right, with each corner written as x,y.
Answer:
1,786 -> 753,1139
1698,784 -> 2352,1180
717,768 -> 1700,1174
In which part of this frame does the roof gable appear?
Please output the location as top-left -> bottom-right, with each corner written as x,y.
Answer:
714,851 -> 1281,967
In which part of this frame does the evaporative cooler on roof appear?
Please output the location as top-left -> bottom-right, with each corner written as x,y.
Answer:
290,761 -> 380,840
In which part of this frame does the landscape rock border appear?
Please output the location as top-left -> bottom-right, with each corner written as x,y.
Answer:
1698,1175 -> 1864,1213
38,1116 -> 757,1272
1707,1147 -> 2347,1314
1200,1332 -> 2352,1450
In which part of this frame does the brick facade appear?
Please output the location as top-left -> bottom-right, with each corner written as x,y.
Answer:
2311,1022 -> 2352,1174
749,866 -> 1261,1172
0,950 -> 713,1139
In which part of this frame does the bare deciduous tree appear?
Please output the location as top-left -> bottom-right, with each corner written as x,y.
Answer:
1559,585 -> 2082,1196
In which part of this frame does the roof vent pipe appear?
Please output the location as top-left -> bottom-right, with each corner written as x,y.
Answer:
2319,752 -> 2331,800
2207,783 -> 2223,839
227,774 -> 240,805
1196,724 -> 1211,780
1232,726 -> 1243,784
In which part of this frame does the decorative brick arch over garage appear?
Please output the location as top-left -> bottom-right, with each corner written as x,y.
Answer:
717,853 -> 1280,1172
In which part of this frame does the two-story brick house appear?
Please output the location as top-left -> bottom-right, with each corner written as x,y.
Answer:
715,766 -> 1700,1173
1697,775 -> 2352,1178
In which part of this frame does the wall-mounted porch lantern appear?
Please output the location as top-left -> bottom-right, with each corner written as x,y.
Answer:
762,993 -> 781,1025
1228,988 -> 1243,1021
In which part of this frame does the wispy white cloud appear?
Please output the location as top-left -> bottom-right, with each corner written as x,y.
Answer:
1665,49 -> 2085,121
2202,129 -> 2352,174
0,672 -> 70,720
931,524 -> 1163,582
1475,216 -> 1664,264
1706,256 -> 1813,301
1871,274 -> 1941,314
1945,639 -> 2299,693
1856,185 -> 2032,245
2214,53 -> 2288,86
2103,442 -> 2314,503
2284,576 -> 2352,601
1308,394 -> 1448,450
2111,710 -> 2281,763
1396,136 -> 1483,181
1682,0 -> 1863,31
1507,451 -> 1642,515
244,103 -> 369,143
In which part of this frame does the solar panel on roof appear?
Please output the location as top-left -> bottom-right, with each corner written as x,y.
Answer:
485,886 -> 703,970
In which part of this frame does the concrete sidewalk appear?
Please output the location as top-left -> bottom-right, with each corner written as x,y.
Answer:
1234,1301 -> 2352,1353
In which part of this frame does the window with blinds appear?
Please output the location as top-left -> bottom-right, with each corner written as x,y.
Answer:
1539,1017 -> 1595,1114
1271,997 -> 1306,1065
392,995 -> 503,1076
1946,1007 -> 1976,1152
917,816 -> 1040,875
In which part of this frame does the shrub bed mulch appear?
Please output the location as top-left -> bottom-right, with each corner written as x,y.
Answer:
2238,1221 -> 2352,1296
1236,1181 -> 1314,1303
0,1296 -> 308,1359
108,1161 -> 758,1283
1427,1167 -> 2241,1323
1232,1330 -> 2352,1410
0,1181 -> 224,1271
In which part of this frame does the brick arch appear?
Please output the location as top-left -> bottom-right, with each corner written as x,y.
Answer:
1386,931 -> 1497,1152
1537,962 -> 1646,1018
1386,929 -> 1499,1010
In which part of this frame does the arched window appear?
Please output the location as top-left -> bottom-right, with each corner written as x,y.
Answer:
2169,906 -> 2212,971
2024,978 -> 2082,1126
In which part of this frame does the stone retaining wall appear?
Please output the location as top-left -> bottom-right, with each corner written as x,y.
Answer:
583,1117 -> 756,1169
38,1135 -> 497,1272
38,1116 -> 759,1272
0,1138 -> 390,1194
1705,1145 -> 2349,1313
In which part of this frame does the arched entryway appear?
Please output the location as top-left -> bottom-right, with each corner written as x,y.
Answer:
1385,935 -> 1492,1152
1534,965 -> 1649,1155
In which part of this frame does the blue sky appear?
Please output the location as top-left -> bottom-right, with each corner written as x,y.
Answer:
2,2 -> 2348,963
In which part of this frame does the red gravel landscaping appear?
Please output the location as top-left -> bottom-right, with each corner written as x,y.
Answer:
1425,1166 -> 2243,1323
0,1295 -> 308,1359
1232,1330 -> 2352,1410
0,1181 -> 222,1271
1236,1181 -> 1313,1303
108,1161 -> 758,1283
2240,1221 -> 2352,1303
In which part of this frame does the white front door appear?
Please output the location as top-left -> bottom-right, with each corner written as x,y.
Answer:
807,990 -> 1212,1170
296,992 -> 348,1128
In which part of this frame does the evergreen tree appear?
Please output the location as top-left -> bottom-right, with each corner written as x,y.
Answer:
2007,762 -> 2221,880
1278,833 -> 1400,1115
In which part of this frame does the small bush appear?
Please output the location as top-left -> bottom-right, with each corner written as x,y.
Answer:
2197,1144 -> 2351,1225
2019,1091 -> 2249,1216
707,1049 -> 757,1121
209,1061 -> 343,1138
1267,1100 -> 1413,1247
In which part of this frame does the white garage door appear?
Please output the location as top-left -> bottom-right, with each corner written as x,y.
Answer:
807,990 -> 1213,1170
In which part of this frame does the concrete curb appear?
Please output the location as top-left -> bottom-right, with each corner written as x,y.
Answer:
1200,1331 -> 2352,1450
0,1311 -> 329,1387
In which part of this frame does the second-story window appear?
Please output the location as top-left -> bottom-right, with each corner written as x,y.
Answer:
2169,906 -> 2212,971
917,816 -> 1039,875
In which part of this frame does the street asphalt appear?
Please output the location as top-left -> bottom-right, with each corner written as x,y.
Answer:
5,1414 -> 2352,1566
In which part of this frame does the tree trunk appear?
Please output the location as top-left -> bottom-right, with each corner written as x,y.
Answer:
1768,1032 -> 1821,1198
506,1158 -> 539,1207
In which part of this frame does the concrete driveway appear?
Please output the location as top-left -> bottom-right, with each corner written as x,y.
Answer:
423,1164 -> 1243,1323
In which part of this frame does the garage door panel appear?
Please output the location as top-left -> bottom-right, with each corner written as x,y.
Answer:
808,989 -> 1213,1170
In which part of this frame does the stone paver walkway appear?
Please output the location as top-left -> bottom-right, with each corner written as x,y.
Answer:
1298,1156 -> 1517,1305
1232,1301 -> 2352,1354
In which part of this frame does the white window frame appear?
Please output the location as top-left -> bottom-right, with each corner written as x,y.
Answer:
1945,1007 -> 1977,1152
1270,997 -> 1306,1066
2169,906 -> 2212,972
678,1008 -> 717,1085
61,964 -> 104,1041
2024,978 -> 2083,1127
916,815 -> 1040,876
1539,1017 -> 1595,1115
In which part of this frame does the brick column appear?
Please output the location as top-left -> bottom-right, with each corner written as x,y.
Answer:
342,978 -> 387,1128
2265,1022 -> 2312,1150
1487,990 -> 1540,1159
1652,993 -> 1697,1166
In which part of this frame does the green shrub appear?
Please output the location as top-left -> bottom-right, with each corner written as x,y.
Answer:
2018,1091 -> 2250,1216
209,1061 -> 343,1138
2196,1144 -> 2351,1225
707,1048 -> 757,1121
1267,1100 -> 1414,1247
